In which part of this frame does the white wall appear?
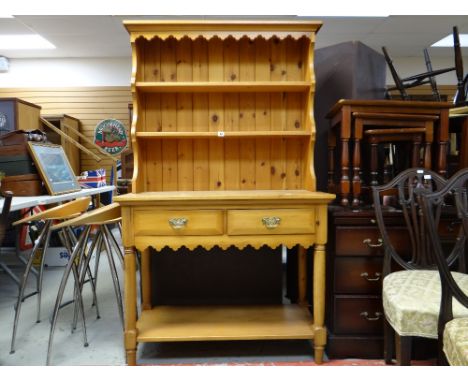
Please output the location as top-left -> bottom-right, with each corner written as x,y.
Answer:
0,55 -> 465,88
0,57 -> 131,87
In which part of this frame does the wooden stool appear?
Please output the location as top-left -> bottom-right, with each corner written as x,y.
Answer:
10,197 -> 92,354
46,202 -> 122,365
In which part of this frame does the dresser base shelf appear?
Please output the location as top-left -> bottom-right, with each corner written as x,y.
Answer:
137,305 -> 316,342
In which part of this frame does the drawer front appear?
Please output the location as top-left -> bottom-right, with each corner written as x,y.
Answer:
335,226 -> 409,256
227,209 -> 315,236
134,209 -> 224,236
333,296 -> 384,335
334,257 -> 383,294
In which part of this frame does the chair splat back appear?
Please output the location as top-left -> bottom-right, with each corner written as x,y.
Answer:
421,168 -> 468,365
372,168 -> 447,276
423,168 -> 468,317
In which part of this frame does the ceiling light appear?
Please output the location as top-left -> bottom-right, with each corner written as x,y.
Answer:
432,34 -> 468,47
0,34 -> 55,50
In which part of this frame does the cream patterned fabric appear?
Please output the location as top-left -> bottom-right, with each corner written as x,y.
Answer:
383,270 -> 468,338
444,318 -> 468,366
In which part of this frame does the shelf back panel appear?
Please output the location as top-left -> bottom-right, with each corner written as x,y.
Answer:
138,137 -> 308,192
139,92 -> 307,133
136,36 -> 309,83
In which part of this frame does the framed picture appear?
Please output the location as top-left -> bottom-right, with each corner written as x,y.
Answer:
27,142 -> 81,195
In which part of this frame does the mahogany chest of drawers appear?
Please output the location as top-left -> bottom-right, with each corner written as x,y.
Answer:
326,206 -> 409,358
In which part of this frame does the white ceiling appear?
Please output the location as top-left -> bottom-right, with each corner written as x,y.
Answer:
0,15 -> 467,59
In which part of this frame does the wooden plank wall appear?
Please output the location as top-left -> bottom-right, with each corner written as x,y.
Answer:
0,87 -> 132,182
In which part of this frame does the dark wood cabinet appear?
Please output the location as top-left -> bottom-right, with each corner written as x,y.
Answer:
326,206 -> 459,359
326,207 -> 409,358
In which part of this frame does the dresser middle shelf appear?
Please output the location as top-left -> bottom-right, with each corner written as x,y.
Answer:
135,81 -> 312,93
136,131 -> 312,138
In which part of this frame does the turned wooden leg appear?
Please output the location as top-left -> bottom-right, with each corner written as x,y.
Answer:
437,141 -> 449,177
297,246 -> 307,307
124,246 -> 138,366
424,141 -> 432,169
313,244 -> 326,364
340,138 -> 351,206
352,121 -> 363,208
395,333 -> 412,366
412,140 -> 421,167
370,141 -> 379,186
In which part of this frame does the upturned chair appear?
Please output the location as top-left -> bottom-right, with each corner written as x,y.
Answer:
372,168 -> 468,365
422,168 -> 468,365
10,196 -> 95,354
383,26 -> 466,105
46,202 -> 123,365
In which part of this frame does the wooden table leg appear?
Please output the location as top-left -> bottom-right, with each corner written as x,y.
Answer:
313,243 -> 326,364
436,109 -> 450,177
124,246 -> 138,366
352,119 -> 363,207
370,140 -> 379,186
340,137 -> 351,206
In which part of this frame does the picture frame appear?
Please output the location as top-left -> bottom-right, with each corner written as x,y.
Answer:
27,142 -> 81,195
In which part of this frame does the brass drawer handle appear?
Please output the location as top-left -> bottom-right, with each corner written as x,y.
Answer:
262,217 -> 281,229
168,217 -> 188,229
360,272 -> 381,282
360,311 -> 383,321
363,238 -> 383,248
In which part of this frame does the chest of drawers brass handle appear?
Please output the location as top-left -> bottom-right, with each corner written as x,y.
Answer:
363,238 -> 383,248
360,311 -> 382,321
168,217 -> 188,229
262,216 -> 281,229
360,272 -> 381,282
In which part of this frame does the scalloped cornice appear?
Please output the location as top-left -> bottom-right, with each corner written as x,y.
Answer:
124,20 -> 321,42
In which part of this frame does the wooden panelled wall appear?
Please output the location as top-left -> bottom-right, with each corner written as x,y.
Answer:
0,87 -> 132,182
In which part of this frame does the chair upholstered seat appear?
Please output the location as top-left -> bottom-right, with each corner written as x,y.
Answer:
444,317 -> 468,366
383,270 -> 468,338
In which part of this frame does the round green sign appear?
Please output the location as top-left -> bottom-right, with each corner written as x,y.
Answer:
94,119 -> 128,155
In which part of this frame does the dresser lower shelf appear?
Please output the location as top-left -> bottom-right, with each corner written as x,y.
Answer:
137,305 -> 315,342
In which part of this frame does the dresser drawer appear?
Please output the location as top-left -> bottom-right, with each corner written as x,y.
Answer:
227,209 -> 315,235
333,296 -> 384,335
334,257 -> 383,294
335,226 -> 409,256
133,209 -> 224,236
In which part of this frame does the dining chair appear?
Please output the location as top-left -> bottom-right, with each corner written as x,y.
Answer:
371,167 -> 465,365
422,167 -> 468,365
